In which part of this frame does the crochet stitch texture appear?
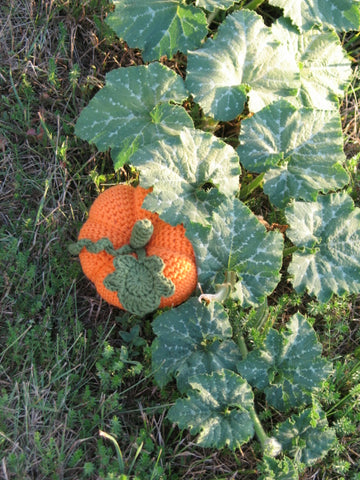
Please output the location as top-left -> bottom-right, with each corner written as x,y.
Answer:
77,184 -> 198,312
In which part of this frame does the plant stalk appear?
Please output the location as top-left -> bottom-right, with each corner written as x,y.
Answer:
249,406 -> 282,457
245,0 -> 266,10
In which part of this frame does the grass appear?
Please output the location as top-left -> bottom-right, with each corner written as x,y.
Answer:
0,1 -> 360,479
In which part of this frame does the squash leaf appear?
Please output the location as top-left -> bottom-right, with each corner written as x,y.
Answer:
237,313 -> 332,412
258,455 -> 299,480
237,100 -> 349,208
185,9 -> 299,121
106,0 -> 207,61
167,370 -> 255,450
152,298 -> 241,393
285,192 -> 360,303
269,0 -> 360,32
132,127 -> 240,226
74,63 -> 192,168
275,405 -> 336,466
186,196 -> 283,307
195,0 -> 236,11
272,19 -> 352,110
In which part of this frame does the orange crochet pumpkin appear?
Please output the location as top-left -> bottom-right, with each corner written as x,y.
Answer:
74,184 -> 197,314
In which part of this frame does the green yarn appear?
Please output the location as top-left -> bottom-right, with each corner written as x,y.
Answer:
69,219 -> 175,316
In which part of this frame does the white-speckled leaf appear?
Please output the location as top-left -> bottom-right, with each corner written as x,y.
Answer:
269,0 -> 360,32
152,299 -> 241,392
74,63 -> 192,168
272,19 -> 352,110
186,196 -> 283,306
285,193 -> 360,303
237,100 -> 349,208
195,0 -> 236,10
131,127 -> 240,226
276,406 -> 336,466
186,9 -> 299,121
238,313 -> 332,412
106,0 -> 207,61
167,370 -> 254,450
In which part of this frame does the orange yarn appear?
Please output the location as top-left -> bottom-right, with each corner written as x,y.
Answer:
78,184 -> 198,310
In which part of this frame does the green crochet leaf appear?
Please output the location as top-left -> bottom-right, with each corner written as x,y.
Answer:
237,313 -> 332,412
167,370 -> 255,450
106,0 -> 207,61
285,192 -> 360,302
237,100 -> 349,208
104,254 -> 175,317
186,9 -> 299,120
269,0 -> 360,32
74,63 -> 192,168
68,237 -> 117,257
152,298 -> 241,392
272,18 -> 352,110
275,406 -> 336,466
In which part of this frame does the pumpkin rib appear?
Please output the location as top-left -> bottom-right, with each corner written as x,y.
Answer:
76,184 -> 198,312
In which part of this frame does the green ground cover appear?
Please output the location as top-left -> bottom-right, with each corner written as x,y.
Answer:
1,1 -> 360,479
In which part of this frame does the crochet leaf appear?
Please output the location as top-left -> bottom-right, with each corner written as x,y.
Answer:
68,238 -> 118,257
104,254 -> 175,317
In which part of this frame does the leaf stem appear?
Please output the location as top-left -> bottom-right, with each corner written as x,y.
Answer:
249,406 -> 282,457
239,172 -> 265,201
237,334 -> 249,359
283,245 -> 298,256
245,0 -> 266,10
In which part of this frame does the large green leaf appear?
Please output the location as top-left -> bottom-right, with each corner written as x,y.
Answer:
186,196 -> 283,307
74,63 -> 192,168
152,298 -> 241,392
106,0 -> 207,61
275,406 -> 336,466
132,127 -> 240,226
272,19 -> 352,110
167,370 -> 254,450
269,0 -> 360,32
195,0 -> 236,10
285,192 -> 360,303
185,9 -> 299,120
237,100 -> 349,208
238,313 -> 332,412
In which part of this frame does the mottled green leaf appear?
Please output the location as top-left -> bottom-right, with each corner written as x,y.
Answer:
75,63 -> 192,168
272,19 -> 352,110
132,127 -> 240,226
286,193 -> 360,302
186,9 -> 299,120
195,0 -> 236,10
238,313 -> 332,411
259,455 -> 299,480
237,100 -> 349,208
167,370 -> 254,449
276,406 -> 336,466
152,298 -> 241,392
106,0 -> 207,61
186,196 -> 283,307
269,0 -> 360,32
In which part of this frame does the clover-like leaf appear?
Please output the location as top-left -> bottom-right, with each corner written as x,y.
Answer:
186,9 -> 299,120
152,298 -> 241,392
167,370 -> 255,450
285,192 -> 360,303
106,0 -> 207,61
269,0 -> 360,32
237,100 -> 349,208
132,127 -> 240,226
104,254 -> 174,317
238,313 -> 332,412
275,405 -> 336,466
75,63 -> 193,168
186,196 -> 283,307
272,19 -> 352,110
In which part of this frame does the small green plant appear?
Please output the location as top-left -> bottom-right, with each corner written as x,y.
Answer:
72,1 -> 360,478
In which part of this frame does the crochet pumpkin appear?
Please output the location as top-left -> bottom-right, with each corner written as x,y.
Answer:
70,184 -> 197,316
